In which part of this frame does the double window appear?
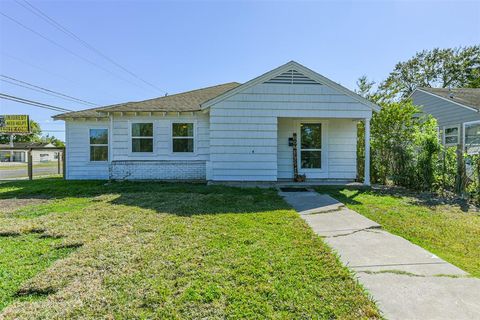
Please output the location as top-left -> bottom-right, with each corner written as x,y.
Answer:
172,123 -> 194,153
90,128 -> 108,161
132,123 -> 153,152
97,122 -> 195,155
444,125 -> 460,146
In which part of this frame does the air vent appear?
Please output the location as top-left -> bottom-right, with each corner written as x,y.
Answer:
264,69 -> 319,85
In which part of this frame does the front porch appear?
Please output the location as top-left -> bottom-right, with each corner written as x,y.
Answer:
276,117 -> 371,185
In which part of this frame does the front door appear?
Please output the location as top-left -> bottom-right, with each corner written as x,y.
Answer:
298,122 -> 324,177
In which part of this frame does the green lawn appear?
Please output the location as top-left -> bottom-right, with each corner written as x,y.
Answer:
0,179 -> 379,319
317,186 -> 480,278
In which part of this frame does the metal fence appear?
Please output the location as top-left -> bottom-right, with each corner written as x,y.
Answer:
0,147 -> 65,180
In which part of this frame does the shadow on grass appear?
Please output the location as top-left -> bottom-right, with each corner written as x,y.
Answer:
317,185 -> 473,212
0,178 -> 291,216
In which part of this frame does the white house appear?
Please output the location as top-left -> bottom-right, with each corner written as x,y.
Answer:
54,61 -> 379,184
0,142 -> 59,163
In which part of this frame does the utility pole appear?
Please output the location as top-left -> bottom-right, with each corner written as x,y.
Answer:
9,133 -> 14,162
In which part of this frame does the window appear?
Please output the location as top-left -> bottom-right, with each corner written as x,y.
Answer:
300,123 -> 322,169
172,123 -> 194,153
444,126 -> 460,146
90,128 -> 108,161
132,123 -> 153,152
465,122 -> 480,153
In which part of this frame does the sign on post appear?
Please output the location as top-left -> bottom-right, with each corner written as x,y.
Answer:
0,115 -> 30,134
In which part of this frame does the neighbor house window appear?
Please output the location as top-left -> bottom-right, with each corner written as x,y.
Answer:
444,125 -> 460,146
132,123 -> 153,152
172,123 -> 194,153
90,128 -> 108,161
465,121 -> 480,153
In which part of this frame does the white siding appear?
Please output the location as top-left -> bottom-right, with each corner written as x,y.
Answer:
65,113 -> 209,180
65,120 -> 110,180
111,113 -> 209,161
209,82 -> 370,181
328,119 -> 357,179
277,118 -> 357,180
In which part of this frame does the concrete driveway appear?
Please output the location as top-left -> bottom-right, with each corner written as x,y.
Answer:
280,190 -> 480,320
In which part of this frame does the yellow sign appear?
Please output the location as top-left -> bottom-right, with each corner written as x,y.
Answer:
0,115 -> 30,134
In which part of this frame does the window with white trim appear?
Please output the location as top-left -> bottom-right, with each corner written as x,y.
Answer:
132,123 -> 153,152
300,123 -> 322,169
172,123 -> 194,153
465,122 -> 480,150
444,125 -> 460,146
90,128 -> 108,161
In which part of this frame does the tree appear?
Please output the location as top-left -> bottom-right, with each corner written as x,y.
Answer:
0,120 -> 41,144
0,120 -> 64,146
380,46 -> 480,100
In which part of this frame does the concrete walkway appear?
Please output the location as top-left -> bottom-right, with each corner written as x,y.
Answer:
279,190 -> 480,320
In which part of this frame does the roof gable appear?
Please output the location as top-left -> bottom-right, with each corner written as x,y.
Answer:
201,61 -> 380,111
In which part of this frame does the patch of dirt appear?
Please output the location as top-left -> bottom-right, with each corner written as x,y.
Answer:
0,198 -> 50,214
372,185 -> 479,213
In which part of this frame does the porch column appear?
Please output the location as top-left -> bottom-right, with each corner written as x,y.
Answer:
364,118 -> 371,186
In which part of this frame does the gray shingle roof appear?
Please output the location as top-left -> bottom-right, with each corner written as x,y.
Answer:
419,87 -> 480,111
53,82 -> 241,119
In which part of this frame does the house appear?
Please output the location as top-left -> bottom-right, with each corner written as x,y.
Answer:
0,142 -> 59,163
412,87 -> 480,153
53,61 -> 379,184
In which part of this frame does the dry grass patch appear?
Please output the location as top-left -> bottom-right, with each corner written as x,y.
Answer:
0,198 -> 50,214
0,179 -> 380,319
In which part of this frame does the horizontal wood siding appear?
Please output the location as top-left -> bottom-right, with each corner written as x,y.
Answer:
328,119 -> 357,179
277,118 -> 357,179
111,114 -> 209,161
210,83 -> 370,181
65,114 -> 209,180
65,120 -> 109,180
412,91 -> 480,144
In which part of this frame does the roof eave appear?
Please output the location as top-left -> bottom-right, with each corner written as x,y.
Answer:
200,60 -> 381,112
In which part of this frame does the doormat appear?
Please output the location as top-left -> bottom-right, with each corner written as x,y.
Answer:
279,187 -> 309,192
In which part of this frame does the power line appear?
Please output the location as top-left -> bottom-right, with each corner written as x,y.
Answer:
0,75 -> 99,107
0,93 -> 72,112
0,11 -> 155,94
1,51 -> 124,101
17,0 -> 165,95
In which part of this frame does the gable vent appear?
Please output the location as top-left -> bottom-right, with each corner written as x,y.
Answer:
264,69 -> 320,85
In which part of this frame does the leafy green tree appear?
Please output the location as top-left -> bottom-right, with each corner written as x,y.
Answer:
0,120 -> 64,147
380,46 -> 480,99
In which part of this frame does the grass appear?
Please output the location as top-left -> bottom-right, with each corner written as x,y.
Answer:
316,186 -> 480,278
0,233 -> 75,310
0,179 -> 380,319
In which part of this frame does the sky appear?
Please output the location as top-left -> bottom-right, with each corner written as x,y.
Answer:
0,0 -> 479,141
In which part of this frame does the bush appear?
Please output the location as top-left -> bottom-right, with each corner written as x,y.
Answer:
359,100 -> 441,191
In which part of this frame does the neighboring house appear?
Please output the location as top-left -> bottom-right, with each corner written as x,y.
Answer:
53,61 -> 379,184
0,142 -> 59,162
412,87 -> 480,153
